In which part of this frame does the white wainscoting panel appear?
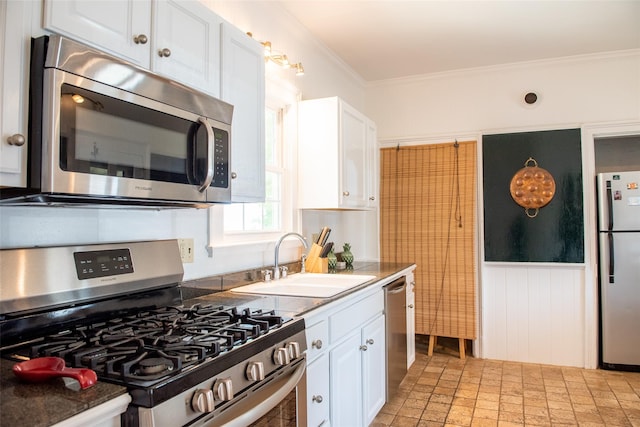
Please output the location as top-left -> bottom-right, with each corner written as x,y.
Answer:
481,263 -> 585,367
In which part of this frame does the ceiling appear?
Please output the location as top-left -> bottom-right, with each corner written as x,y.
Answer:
277,0 -> 640,82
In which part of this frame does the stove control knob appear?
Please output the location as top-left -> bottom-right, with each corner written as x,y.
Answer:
191,389 -> 214,413
213,378 -> 234,401
287,342 -> 301,359
273,347 -> 291,365
246,361 -> 265,381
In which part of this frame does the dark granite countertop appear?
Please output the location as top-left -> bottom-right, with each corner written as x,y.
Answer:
183,262 -> 416,317
0,358 -> 128,427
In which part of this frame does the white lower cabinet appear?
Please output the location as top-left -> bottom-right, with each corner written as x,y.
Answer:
52,393 -> 131,427
303,289 -> 386,427
306,353 -> 330,427
329,314 -> 385,426
361,314 -> 386,424
330,330 -> 363,426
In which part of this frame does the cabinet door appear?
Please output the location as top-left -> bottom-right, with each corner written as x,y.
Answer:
307,353 -> 330,427
330,331 -> 362,427
220,22 -> 265,202
362,314 -> 386,425
0,0 -> 32,187
366,119 -> 379,208
43,0 -> 151,66
340,102 -> 368,208
298,97 -> 341,209
152,0 -> 221,97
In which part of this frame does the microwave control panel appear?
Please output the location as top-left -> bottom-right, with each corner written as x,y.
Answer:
212,129 -> 229,188
73,249 -> 134,280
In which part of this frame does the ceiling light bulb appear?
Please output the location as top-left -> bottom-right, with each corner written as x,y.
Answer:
281,55 -> 290,68
295,63 -> 304,76
262,41 -> 272,56
71,94 -> 85,104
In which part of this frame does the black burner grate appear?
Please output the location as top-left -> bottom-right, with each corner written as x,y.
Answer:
22,304 -> 286,384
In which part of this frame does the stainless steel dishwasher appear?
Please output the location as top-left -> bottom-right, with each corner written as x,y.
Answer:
384,277 -> 407,400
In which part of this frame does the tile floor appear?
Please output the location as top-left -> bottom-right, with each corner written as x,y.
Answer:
372,338 -> 640,427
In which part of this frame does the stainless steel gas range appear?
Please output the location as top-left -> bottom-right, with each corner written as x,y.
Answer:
0,240 -> 307,426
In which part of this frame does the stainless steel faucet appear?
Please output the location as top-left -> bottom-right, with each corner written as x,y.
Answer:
274,232 -> 309,280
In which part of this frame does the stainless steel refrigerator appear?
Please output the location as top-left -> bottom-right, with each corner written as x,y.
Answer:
597,171 -> 640,369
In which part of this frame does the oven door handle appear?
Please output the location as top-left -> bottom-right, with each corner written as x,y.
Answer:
198,116 -> 215,193
211,359 -> 306,427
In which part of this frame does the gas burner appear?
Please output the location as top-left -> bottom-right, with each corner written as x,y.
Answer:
138,357 -> 174,375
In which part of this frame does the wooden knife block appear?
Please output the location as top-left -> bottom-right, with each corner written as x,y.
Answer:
306,243 -> 328,273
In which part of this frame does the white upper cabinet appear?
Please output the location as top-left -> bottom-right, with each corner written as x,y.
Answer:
43,0 -> 151,66
151,1 -> 221,97
0,0 -> 33,187
298,97 -> 377,210
43,0 -> 221,97
341,102 -> 368,207
220,23 -> 265,202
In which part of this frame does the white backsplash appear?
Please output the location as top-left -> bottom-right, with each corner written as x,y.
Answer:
0,205 -> 379,281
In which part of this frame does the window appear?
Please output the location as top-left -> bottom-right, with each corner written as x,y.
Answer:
224,105 -> 284,232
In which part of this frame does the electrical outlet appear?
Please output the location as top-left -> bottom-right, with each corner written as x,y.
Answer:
178,238 -> 194,263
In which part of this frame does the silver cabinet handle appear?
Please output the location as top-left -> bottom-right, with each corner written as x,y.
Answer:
408,304 -> 414,309
369,196 -> 375,201
312,395 -> 323,403
158,47 -> 171,57
7,134 -> 25,146
366,339 -> 374,345
133,34 -> 148,44
231,172 -> 237,179
311,339 -> 323,349
359,345 -> 368,351
343,191 -> 350,197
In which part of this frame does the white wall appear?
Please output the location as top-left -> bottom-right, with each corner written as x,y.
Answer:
366,50 -> 640,368
365,51 -> 640,139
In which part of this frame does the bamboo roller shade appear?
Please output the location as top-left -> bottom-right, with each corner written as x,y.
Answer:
380,141 -> 477,340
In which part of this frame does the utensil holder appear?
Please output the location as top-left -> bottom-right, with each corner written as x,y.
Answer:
306,243 -> 328,273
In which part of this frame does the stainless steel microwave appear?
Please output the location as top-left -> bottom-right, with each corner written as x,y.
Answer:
1,35 -> 233,208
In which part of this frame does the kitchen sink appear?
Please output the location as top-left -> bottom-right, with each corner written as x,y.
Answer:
230,273 -> 377,298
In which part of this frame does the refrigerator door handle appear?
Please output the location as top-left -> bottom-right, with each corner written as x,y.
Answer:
608,232 -> 615,284
606,180 -> 614,231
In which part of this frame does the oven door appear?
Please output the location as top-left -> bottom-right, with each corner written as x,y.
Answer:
193,357 -> 307,427
36,67 -> 231,204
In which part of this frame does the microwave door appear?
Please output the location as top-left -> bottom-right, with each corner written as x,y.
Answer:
41,69 -> 228,203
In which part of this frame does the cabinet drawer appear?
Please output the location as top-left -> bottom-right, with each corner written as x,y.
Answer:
305,319 -> 328,362
329,292 -> 383,344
